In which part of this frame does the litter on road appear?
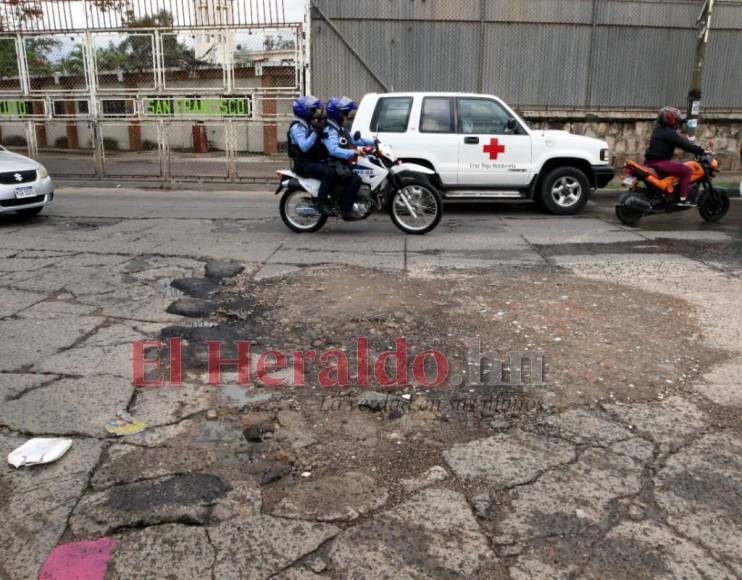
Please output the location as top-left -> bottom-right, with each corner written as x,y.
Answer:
39,538 -> 117,580
7,438 -> 73,468
105,411 -> 147,436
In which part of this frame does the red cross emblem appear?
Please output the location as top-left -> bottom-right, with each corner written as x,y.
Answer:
483,138 -> 506,160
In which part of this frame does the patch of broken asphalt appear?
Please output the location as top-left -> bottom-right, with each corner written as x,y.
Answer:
4,252 -> 742,578
86,262 -> 736,577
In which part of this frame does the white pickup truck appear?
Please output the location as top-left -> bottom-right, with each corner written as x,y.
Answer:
352,92 -> 614,214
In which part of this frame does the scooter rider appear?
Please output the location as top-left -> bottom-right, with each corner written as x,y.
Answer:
644,106 -> 705,203
322,96 -> 375,220
288,96 -> 335,215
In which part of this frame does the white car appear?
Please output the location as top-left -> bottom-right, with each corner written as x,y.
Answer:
0,147 -> 54,217
352,92 -> 614,214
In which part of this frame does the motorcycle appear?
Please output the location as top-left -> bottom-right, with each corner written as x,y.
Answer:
275,135 -> 443,235
615,152 -> 729,226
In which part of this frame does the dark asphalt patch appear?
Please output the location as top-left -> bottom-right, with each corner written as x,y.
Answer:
205,260 -> 245,279
106,473 -> 228,512
166,298 -> 216,318
170,277 -> 220,298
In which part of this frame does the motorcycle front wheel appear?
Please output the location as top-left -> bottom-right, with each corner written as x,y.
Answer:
698,190 -> 730,223
279,188 -> 327,233
388,182 -> 443,235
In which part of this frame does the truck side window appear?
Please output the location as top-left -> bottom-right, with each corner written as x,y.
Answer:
458,98 -> 516,135
370,97 -> 413,133
420,97 -> 454,133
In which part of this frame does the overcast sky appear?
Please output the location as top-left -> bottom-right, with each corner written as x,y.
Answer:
285,0 -> 307,22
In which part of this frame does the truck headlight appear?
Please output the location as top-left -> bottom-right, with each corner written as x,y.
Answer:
600,149 -> 611,163
37,165 -> 49,179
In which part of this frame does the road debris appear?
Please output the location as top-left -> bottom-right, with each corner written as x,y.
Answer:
39,537 -> 117,580
7,438 -> 73,468
105,411 -> 147,436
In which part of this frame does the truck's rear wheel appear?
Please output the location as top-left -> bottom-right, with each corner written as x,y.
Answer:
540,167 -> 590,215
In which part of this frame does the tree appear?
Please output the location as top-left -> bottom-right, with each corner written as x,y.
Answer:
23,37 -> 61,77
0,38 -> 19,78
263,34 -> 296,52
57,43 -> 85,75
92,11 -> 200,73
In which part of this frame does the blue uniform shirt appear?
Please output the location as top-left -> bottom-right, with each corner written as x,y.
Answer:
289,119 -> 318,153
322,120 -> 374,160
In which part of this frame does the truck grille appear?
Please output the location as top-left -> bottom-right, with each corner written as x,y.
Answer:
0,169 -> 37,185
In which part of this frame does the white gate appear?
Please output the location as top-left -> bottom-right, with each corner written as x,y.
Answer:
0,0 -> 308,183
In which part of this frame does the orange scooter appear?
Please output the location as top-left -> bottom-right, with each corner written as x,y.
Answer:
616,153 -> 729,226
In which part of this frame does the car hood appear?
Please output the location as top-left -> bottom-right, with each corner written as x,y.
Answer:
0,150 -> 40,172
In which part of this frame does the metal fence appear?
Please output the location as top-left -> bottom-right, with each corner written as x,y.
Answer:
310,0 -> 742,112
0,0 -> 307,183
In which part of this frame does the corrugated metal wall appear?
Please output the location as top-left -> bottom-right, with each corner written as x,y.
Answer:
311,0 -> 742,111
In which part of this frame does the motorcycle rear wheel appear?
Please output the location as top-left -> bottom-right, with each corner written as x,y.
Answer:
698,190 -> 730,223
280,188 -> 328,233
615,205 -> 644,226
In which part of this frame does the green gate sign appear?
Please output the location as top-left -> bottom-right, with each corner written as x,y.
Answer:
0,99 -> 29,116
0,99 -> 46,118
144,97 -> 251,118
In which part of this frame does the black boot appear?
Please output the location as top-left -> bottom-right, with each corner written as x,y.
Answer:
314,199 -> 332,216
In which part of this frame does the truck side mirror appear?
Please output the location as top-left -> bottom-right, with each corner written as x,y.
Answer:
506,118 -> 518,134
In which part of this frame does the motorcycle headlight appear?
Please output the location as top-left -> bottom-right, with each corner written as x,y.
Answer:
37,164 -> 49,179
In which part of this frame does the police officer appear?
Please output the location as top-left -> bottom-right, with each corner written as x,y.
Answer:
322,96 -> 374,220
288,96 -> 334,215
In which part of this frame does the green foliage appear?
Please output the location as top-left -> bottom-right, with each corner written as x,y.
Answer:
103,136 -> 120,150
57,44 -> 85,75
263,35 -> 296,52
0,38 -> 19,78
2,135 -> 27,147
1,9 -> 199,80
95,11 -> 199,73
25,37 -> 62,77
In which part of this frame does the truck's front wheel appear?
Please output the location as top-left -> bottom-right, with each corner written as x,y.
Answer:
540,167 -> 590,215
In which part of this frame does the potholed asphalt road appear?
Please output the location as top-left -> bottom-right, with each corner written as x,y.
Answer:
1,187 -> 741,579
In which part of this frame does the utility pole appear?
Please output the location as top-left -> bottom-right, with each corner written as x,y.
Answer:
686,0 -> 715,141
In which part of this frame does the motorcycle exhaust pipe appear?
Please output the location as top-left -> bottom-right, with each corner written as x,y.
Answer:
623,195 -> 653,212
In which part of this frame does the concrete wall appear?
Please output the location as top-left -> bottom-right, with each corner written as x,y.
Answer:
525,112 -> 742,172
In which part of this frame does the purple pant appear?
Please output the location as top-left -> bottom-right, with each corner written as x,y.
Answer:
644,158 -> 692,199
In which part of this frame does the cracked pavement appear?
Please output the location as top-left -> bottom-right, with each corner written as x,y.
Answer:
1,187 -> 742,579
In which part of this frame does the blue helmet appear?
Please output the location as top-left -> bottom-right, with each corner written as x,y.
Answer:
326,96 -> 358,123
293,95 -> 322,121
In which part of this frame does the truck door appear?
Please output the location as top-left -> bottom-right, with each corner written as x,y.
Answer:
413,96 -> 460,185
456,97 -> 532,187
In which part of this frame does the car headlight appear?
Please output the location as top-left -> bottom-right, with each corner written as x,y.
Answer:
600,149 -> 611,163
37,165 -> 49,179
